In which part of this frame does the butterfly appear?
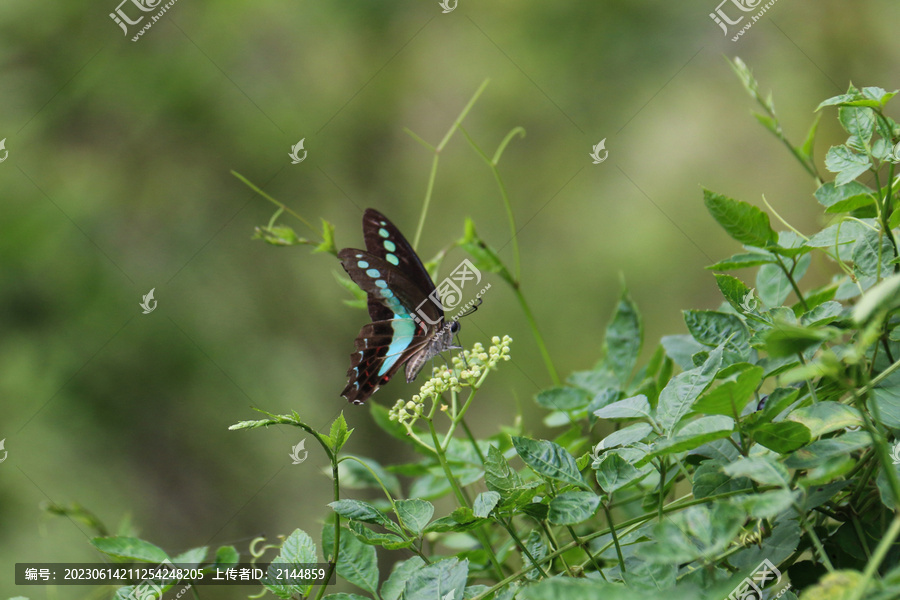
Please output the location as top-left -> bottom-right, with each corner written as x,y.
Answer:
338,209 -> 461,405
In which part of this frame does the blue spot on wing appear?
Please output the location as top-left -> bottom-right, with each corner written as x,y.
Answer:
379,317 -> 417,376
384,240 -> 396,252
386,254 -> 399,266
357,260 -> 369,268
366,268 -> 381,278
378,228 -> 390,238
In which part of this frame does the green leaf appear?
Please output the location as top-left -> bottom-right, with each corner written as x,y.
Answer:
723,457 -> 789,487
329,413 -> 352,452
535,387 -> 590,412
656,346 -> 723,435
381,557 -> 426,600
852,228 -> 894,278
641,503 -> 746,564
752,421 -> 811,452
593,394 -> 652,421
594,453 -> 645,494
170,546 -> 207,566
734,489 -> 800,519
853,273 -> 900,324
756,255 -> 811,307
692,460 -> 752,499
90,537 -> 169,563
458,219 -> 515,287
764,321 -> 833,357
348,521 -> 411,550
601,288 -> 643,385
511,436 -> 590,490
649,416 -> 735,457
264,528 -> 318,599
706,252 -> 776,271
714,274 -> 753,313
323,526 -> 378,596
703,189 -> 777,248
484,445 -> 526,498
400,557 -> 468,600
597,423 -> 653,450
547,491 -> 600,525
394,499 -> 434,536
683,310 -> 749,360
787,402 -> 862,438
329,499 -> 396,530
693,365 -> 763,416
839,106 -> 875,142
524,531 -> 548,580
784,431 -> 873,469
315,218 -> 337,254
800,113 -> 821,160
825,146 -> 871,185
472,491 -> 501,518
212,545 -> 240,568
814,181 -> 874,214
323,594 -> 370,600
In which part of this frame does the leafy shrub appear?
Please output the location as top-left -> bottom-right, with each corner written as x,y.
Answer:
39,60 -> 900,600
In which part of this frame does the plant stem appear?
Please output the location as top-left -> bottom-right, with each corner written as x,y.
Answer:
512,285 -> 560,385
411,79 -> 490,250
427,420 -> 505,580
500,518 -> 548,579
848,512 -> 900,600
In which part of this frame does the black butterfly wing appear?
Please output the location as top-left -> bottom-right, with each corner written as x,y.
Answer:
361,209 -> 444,325
339,248 -> 436,404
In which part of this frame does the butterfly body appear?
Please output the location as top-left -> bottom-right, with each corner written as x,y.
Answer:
339,209 -> 460,405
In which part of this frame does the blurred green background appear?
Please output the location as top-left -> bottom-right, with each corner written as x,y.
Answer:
2,0 -> 899,597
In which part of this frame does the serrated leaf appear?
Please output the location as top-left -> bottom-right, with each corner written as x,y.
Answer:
547,491 -> 600,525
693,365 -> 763,416
596,423 -> 653,450
329,499 -> 396,530
264,528 -> 318,598
382,557 -> 426,600
601,288 -> 642,385
348,521 -> 410,549
593,394 -> 652,421
90,537 -> 169,563
764,321 -> 833,357
787,402 -> 862,438
723,457 -> 789,487
400,558 -> 467,600
511,437 -> 590,490
683,310 -> 749,360
693,460 -> 752,499
814,181 -> 874,214
594,453 -> 645,494
714,274 -> 753,313
473,491 -> 501,518
329,413 -> 352,453
703,189 -> 777,248
853,273 -> 900,324
752,421 -> 811,452
656,346 -> 723,435
825,146 -> 871,185
838,106 -> 875,142
649,417 -> 735,458
784,431 -> 872,469
395,499 -> 434,535
706,252 -> 776,271
535,387 -> 590,411
322,525 -> 378,596
484,445 -> 524,498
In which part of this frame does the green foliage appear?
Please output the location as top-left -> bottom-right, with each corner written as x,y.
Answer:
38,65 -> 900,600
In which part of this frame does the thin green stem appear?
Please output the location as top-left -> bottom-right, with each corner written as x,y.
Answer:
500,518 -> 549,579
793,502 -> 834,572
848,512 -> 900,600
512,286 -> 560,385
427,420 -> 505,579
232,171 -> 319,238
775,255 -> 809,311
566,524 -> 603,574
603,504 -> 625,573
539,521 -> 573,576
411,79 -> 490,249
